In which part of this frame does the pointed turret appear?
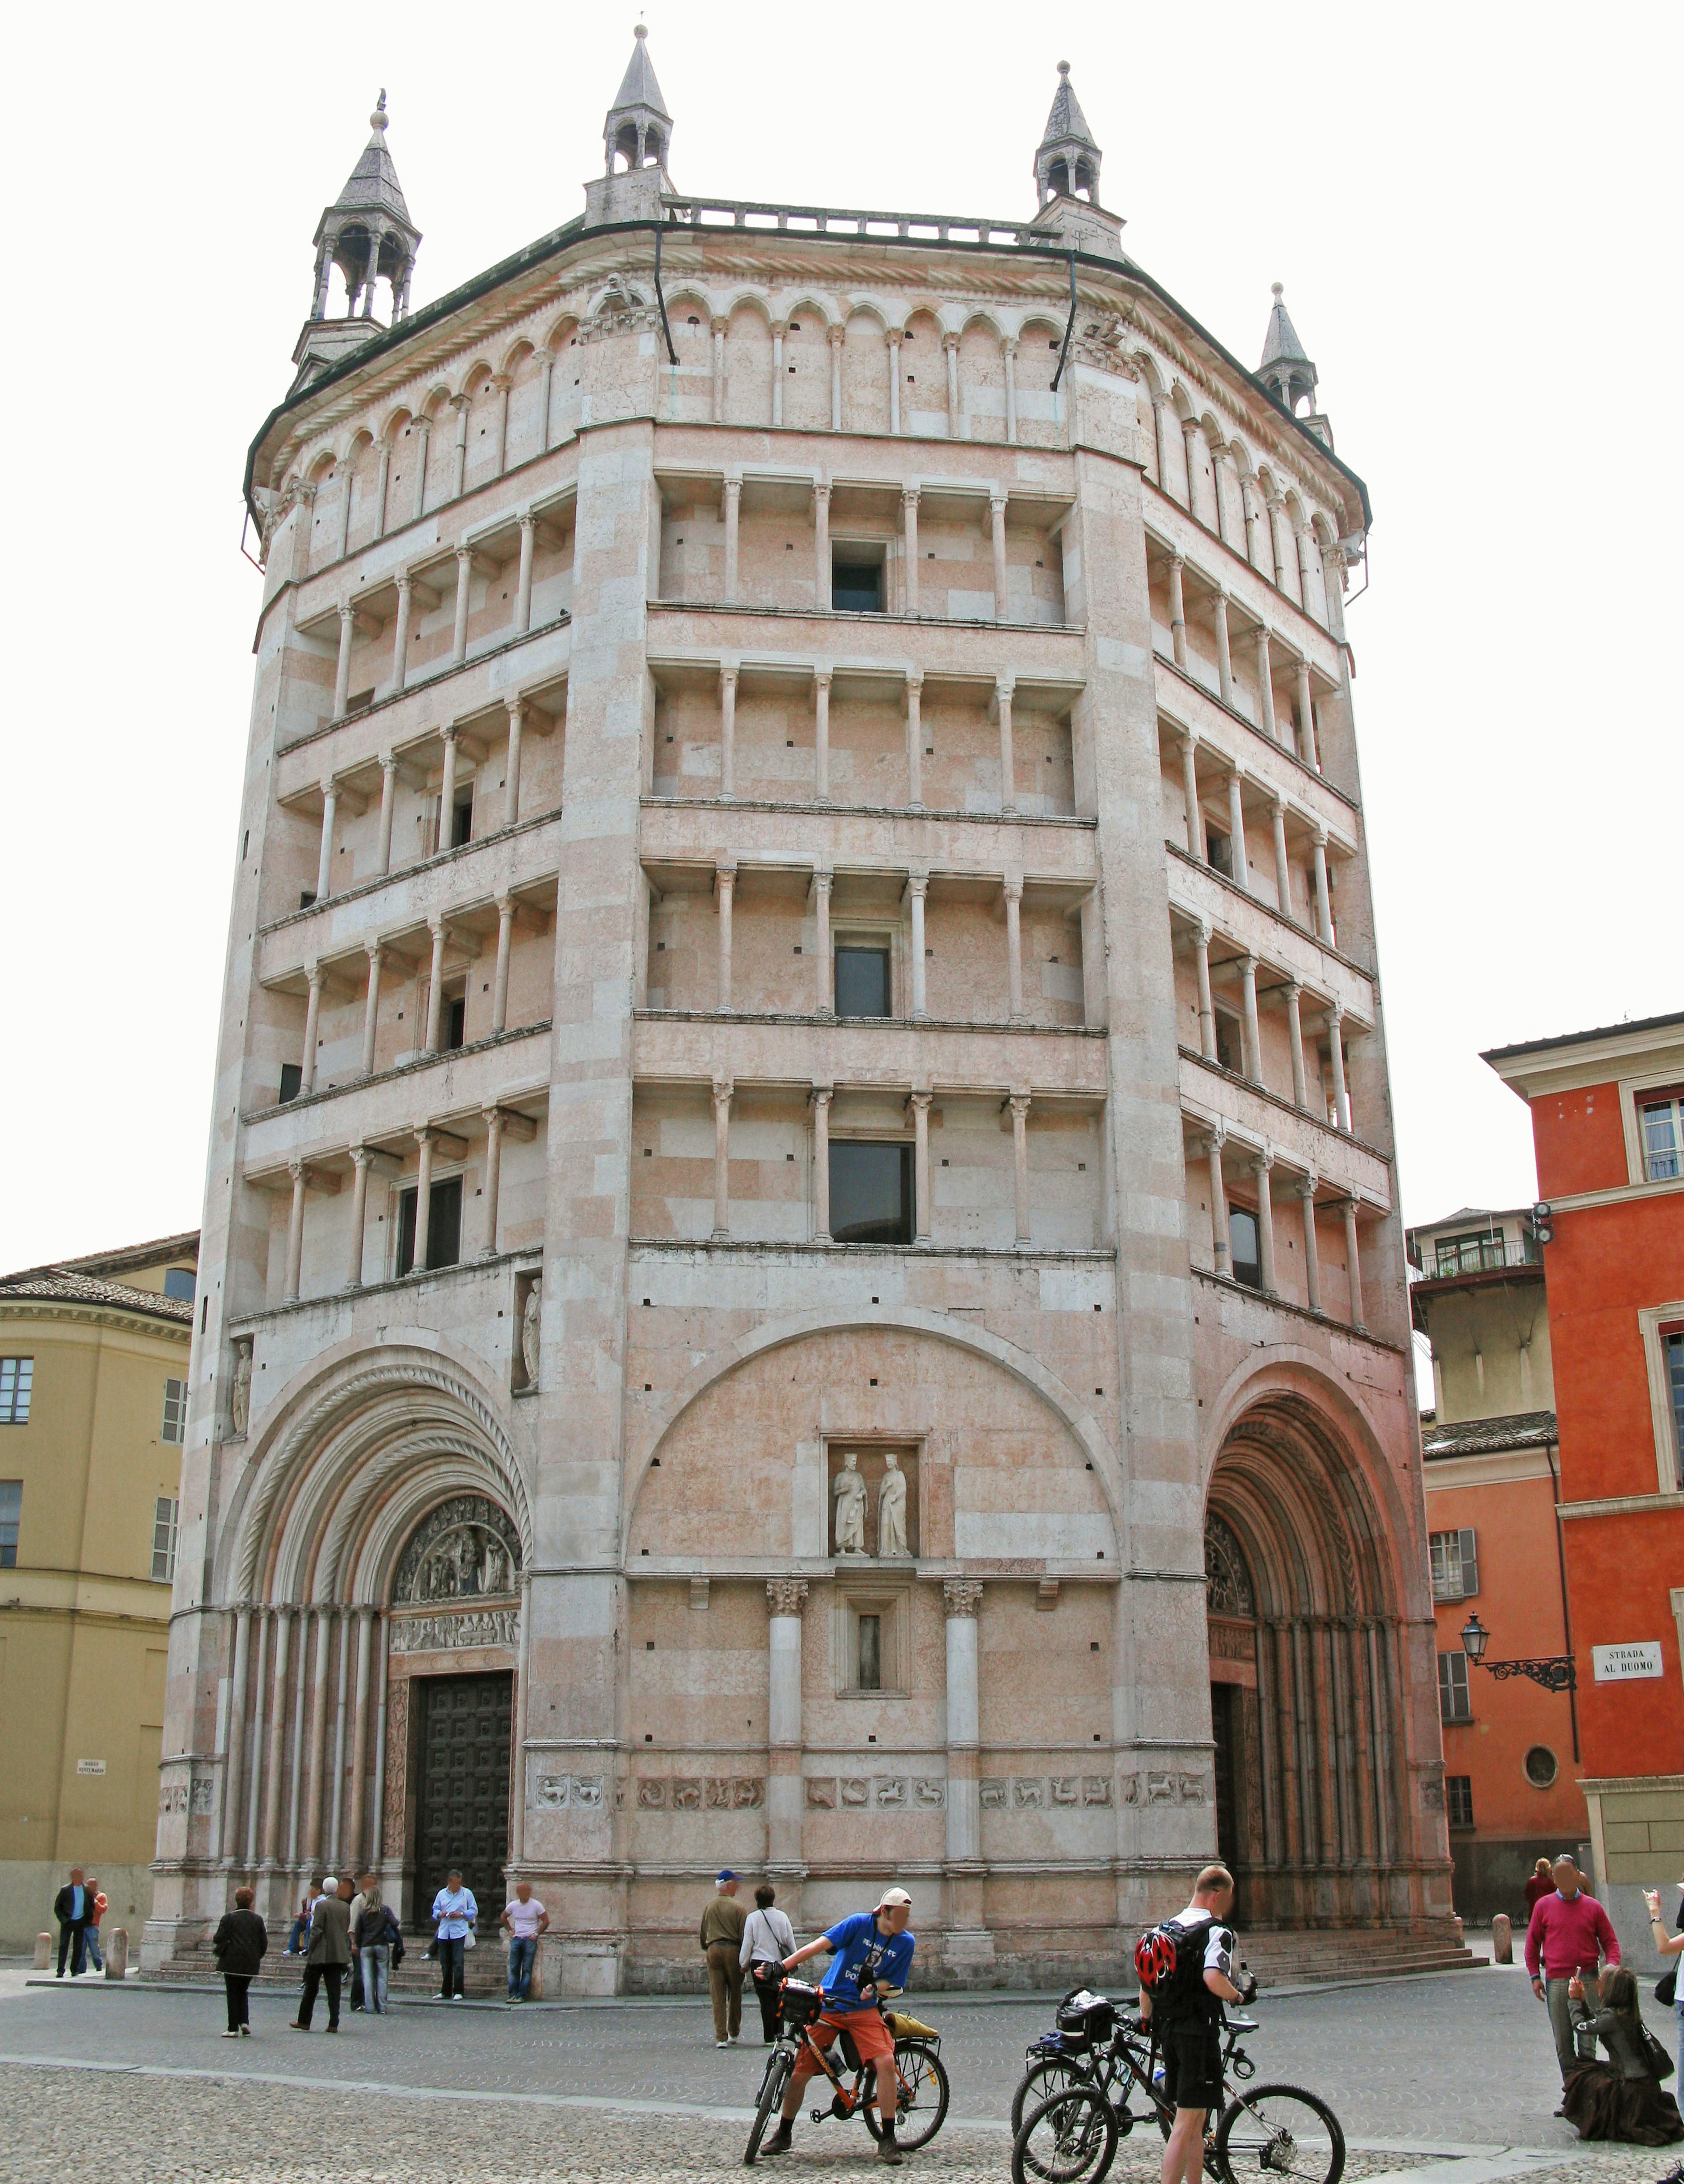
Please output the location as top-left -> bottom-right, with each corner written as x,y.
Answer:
1258,283 -> 1319,420
1034,60 -> 1102,206
293,93 -> 423,390
584,26 -> 677,228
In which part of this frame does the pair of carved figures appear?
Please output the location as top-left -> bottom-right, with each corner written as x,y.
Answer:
416,1525 -> 511,1602
832,1451 -> 909,1559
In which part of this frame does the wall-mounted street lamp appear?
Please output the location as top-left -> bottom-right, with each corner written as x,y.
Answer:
1460,1612 -> 1577,1694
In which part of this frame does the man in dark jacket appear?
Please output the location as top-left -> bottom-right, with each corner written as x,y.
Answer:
292,1876 -> 353,2031
53,1870 -> 93,1978
212,1887 -> 268,2036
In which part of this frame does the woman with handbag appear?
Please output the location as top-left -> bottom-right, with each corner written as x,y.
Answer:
1561,1966 -> 1683,2145
1645,1884 -> 1684,2088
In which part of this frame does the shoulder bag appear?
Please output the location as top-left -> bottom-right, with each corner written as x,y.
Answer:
1657,1963 -> 1677,2008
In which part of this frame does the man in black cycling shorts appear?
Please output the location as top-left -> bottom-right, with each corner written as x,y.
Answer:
1139,1863 -> 1249,2184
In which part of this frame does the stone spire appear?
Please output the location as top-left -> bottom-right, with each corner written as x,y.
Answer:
1258,283 -> 1319,418
292,92 -> 423,390
603,25 -> 672,177
1034,61 -> 1102,207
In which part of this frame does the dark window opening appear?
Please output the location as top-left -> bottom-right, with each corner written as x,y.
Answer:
835,945 -> 891,1019
1205,828 -> 1233,880
1213,1010 -> 1241,1077
278,1062 -> 303,1105
831,556 -> 883,613
830,1141 -> 914,1245
299,890 -> 317,912
1229,1206 -> 1261,1289
858,1613 -> 882,1691
163,1268 -> 197,1303
446,994 -> 467,1051
450,793 -> 474,850
396,1175 -> 464,1277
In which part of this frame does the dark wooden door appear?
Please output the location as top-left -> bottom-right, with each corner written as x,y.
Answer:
1210,1682 -> 1239,1874
415,1672 -> 511,1929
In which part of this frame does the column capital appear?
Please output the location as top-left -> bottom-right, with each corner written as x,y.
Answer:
337,600 -> 356,626
1181,415 -> 1200,440
440,721 -> 460,747
908,1089 -> 934,1114
1193,918 -> 1212,950
1202,1123 -> 1228,1156
287,1156 -> 310,1185
395,569 -> 413,595
989,491 -> 1009,515
1178,723 -> 1199,753
1003,874 -> 1024,903
516,509 -> 535,535
1250,1146 -> 1275,1176
887,327 -> 903,348
942,330 -> 960,353
943,1579 -> 983,1619
719,662 -> 739,694
488,372 -> 513,394
809,1083 -> 834,1108
905,870 -> 929,899
1238,951 -> 1258,977
1270,790 -> 1288,818
454,541 -> 475,566
1003,335 -> 1019,358
380,750 -> 398,774
712,1076 -> 735,1106
350,1144 -> 374,1174
495,891 -> 515,917
994,673 -> 1016,702
365,938 -> 385,965
1283,974 -> 1304,999
767,1578 -> 809,1617
901,482 -> 920,507
1169,548 -> 1185,570
1295,1172 -> 1319,1201
811,866 -> 833,898
1311,820 -> 1329,846
723,474 -> 743,502
827,323 -> 846,348
770,320 -> 790,341
1324,999 -> 1345,1028
505,691 -> 525,722
710,315 -> 730,337
1006,1092 -> 1032,1121
813,478 -> 832,506
905,669 -> 924,694
813,664 -> 833,691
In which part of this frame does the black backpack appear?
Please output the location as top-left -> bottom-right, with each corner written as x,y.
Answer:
1133,1916 -> 1214,2021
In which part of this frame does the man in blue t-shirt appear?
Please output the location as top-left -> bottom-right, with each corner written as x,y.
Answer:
759,1887 -> 915,2163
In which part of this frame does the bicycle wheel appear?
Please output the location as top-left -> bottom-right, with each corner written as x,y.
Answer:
1214,2081 -> 1344,2184
1011,2054 -> 1090,2136
863,2040 -> 950,2151
1012,2086 -> 1119,2184
743,2048 -> 792,2165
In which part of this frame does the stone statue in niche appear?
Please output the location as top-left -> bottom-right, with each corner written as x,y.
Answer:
832,1452 -> 867,1555
521,1278 -> 542,1388
230,1343 -> 252,1438
878,1452 -> 909,1559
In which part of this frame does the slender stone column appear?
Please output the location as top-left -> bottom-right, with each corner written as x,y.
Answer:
1212,591 -> 1234,706
503,697 -> 524,829
284,1162 -> 308,1303
771,323 -> 786,427
813,482 -> 831,607
481,1108 -> 505,1256
376,758 -> 397,874
244,1609 -> 271,1867
943,1579 -> 985,1932
1003,338 -> 1018,445
260,1606 -> 293,1863
381,574 -> 412,703
1284,981 -> 1309,1110
996,678 -> 1016,812
1205,1131 -> 1230,1275
1240,474 -> 1262,572
1342,1199 -> 1365,1329
514,514 -> 536,634
1298,1178 -> 1322,1312
888,330 -> 903,436
910,1092 -> 933,1242
813,669 -> 831,802
219,1606 -> 252,1863
902,487 -> 919,614
1167,554 -> 1188,668
346,1146 -> 372,1288
1267,494 -> 1291,592
451,546 -> 473,664
310,241 -> 332,318
412,1129 -> 436,1270
907,874 -> 928,1019
1255,628 -> 1277,742
360,229 -> 382,319
1295,659 -> 1320,771
303,1607 -> 332,1864
812,1088 -> 832,1239
299,964 -> 324,1095
712,1078 -> 733,1239
1179,732 -> 1204,859
1180,417 -> 1203,518
711,318 -> 727,422
813,873 -> 833,1014
492,895 -> 515,1034
1271,797 -> 1292,917
1008,1094 -> 1032,1244
828,325 -> 844,430
333,603 -> 355,720
1238,955 -> 1262,1084
328,1607 -> 351,1866
1296,528 -> 1319,619
537,355 -> 556,451
1192,923 -> 1217,1061
943,331 -> 961,436
1325,1003 -> 1351,1131
374,444 -> 392,540
766,1579 -> 808,1888
1310,827 -> 1334,942
338,471 -> 355,561
1212,445 -> 1234,549
424,917 -> 448,1051
1270,1619 -> 1303,1869
369,1612 -> 391,1864
1147,391 -> 1169,489
719,667 -> 737,798
489,374 -> 511,476
450,396 -> 469,498
723,478 -> 741,602
905,672 -> 924,808
360,943 -> 384,1076
411,418 -> 431,521
990,495 -> 1009,619
314,784 -> 338,903
1226,770 -> 1249,894
346,1608 -> 375,1865
715,865 -> 735,1010
1253,1150 -> 1277,1293
1003,877 -> 1025,1022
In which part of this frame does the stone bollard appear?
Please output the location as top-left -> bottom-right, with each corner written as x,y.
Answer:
33,1934 -> 51,1971
103,1928 -> 129,1980
1491,1913 -> 1513,1964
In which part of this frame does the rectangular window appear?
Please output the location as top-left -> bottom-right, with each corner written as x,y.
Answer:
151,1495 -> 178,1583
278,1062 -> 303,1106
831,555 -> 883,614
1228,1207 -> 1260,1290
396,1175 -> 464,1278
1641,1095 -> 1684,1183
0,1358 -> 32,1426
0,1478 -> 19,1567
857,1613 -> 882,1692
1438,1650 -> 1472,1725
1429,1527 -> 1478,1601
1213,1008 -> 1241,1078
446,994 -> 467,1051
1446,1774 -> 1475,1829
834,944 -> 892,1020
829,1142 -> 914,1246
161,1378 -> 189,1445
450,792 -> 474,851
1666,1329 -> 1684,1489
163,1268 -> 196,1303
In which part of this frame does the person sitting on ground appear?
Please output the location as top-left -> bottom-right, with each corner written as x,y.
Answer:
285,1882 -> 320,1956
1561,1967 -> 1684,2145
760,1886 -> 917,2165
213,1886 -> 268,2038
740,1883 -> 797,2045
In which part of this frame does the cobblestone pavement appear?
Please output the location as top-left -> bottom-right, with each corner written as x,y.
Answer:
0,1959 -> 1679,2183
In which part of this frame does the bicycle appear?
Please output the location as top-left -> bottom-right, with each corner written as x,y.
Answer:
1012,1991 -> 1343,2184
743,1974 -> 949,2164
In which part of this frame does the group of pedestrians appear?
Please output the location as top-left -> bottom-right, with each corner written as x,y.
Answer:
51,1869 -> 107,1977
699,1869 -> 797,2048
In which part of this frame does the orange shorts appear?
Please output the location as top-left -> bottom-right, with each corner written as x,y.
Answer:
791,2005 -> 896,2078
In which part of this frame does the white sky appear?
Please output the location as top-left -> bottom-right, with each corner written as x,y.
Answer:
2,2 -> 1676,1271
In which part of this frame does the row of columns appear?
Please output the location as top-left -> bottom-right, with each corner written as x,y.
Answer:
1252,1613 -> 1399,1875
218,1602 -> 390,1882
1151,396 -> 1334,628
1164,553 -> 1321,773
1187,918 -> 1352,1131
707,322 -> 1028,445
709,1081 -> 1037,1246
719,481 -> 1020,622
1200,1124 -> 1365,1329
1177,729 -> 1335,946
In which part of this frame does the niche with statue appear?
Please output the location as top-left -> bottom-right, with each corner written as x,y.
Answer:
828,1443 -> 918,1560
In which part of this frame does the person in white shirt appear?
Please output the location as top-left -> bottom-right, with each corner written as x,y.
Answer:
740,1883 -> 798,2044
431,1870 -> 478,2001
501,1880 -> 549,2003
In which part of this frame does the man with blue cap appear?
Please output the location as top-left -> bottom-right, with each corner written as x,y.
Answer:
700,1867 -> 747,2046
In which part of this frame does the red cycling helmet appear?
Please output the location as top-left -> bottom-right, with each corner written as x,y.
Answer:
1134,1929 -> 1177,1988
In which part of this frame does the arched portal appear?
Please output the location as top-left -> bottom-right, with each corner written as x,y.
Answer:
1205,1391 -> 1408,1931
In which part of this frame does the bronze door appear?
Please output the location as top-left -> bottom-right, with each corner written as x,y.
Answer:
415,1671 -> 511,1929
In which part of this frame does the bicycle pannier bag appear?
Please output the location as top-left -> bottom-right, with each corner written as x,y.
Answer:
780,1977 -> 825,2030
1054,1986 -> 1116,2048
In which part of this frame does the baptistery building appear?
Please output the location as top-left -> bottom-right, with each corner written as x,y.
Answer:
146,38 -> 1459,1988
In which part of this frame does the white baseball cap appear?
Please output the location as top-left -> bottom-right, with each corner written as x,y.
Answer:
877,1887 -> 912,1909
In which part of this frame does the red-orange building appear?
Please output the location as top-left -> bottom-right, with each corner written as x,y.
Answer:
1486,1011 -> 1684,1960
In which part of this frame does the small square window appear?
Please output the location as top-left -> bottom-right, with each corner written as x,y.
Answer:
831,556 -> 883,613
161,1378 -> 189,1445
0,1359 -> 32,1426
152,1495 -> 179,1584
830,1143 -> 913,1246
835,946 -> 891,1020
163,1268 -> 196,1303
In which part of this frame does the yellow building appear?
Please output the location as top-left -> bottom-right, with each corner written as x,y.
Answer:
0,1232 -> 198,1952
